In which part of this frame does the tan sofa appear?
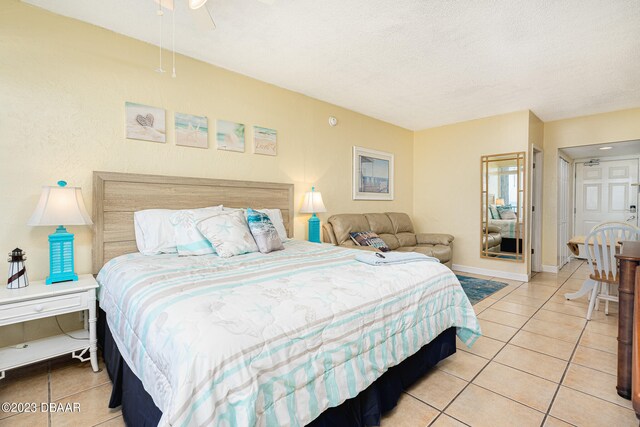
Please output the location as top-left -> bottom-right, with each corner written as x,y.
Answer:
483,225 -> 502,253
322,212 -> 454,267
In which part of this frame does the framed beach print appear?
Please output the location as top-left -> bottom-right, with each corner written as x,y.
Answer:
353,146 -> 394,200
125,102 -> 166,143
216,119 -> 245,152
253,126 -> 277,156
175,113 -> 208,148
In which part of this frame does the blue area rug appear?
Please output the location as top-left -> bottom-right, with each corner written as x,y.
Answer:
456,275 -> 508,304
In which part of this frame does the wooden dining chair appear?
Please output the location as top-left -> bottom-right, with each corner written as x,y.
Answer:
585,223 -> 640,320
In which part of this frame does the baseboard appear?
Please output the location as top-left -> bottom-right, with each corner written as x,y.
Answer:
542,264 -> 559,273
452,264 -> 529,282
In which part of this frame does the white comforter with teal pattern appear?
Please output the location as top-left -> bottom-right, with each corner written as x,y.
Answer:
97,240 -> 481,427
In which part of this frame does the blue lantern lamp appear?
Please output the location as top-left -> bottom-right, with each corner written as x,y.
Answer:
27,181 -> 93,285
300,187 -> 327,243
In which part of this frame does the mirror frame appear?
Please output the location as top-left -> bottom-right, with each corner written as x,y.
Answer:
480,151 -> 526,263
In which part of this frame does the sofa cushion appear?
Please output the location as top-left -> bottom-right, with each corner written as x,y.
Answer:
387,212 -> 415,234
328,214 -> 370,245
396,232 -> 418,247
378,234 -> 400,250
412,245 -> 452,263
364,213 -> 394,235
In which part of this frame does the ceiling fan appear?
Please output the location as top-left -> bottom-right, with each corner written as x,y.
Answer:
152,0 -> 274,76
157,0 -> 275,31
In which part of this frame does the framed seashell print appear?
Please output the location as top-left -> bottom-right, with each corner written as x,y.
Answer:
125,102 -> 166,143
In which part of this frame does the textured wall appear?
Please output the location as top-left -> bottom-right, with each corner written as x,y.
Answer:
541,108 -> 640,267
413,111 -> 531,278
0,2 -> 413,346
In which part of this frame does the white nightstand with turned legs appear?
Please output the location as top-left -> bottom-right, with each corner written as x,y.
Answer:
0,274 -> 99,379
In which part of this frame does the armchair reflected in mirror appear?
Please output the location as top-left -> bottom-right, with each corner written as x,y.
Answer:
481,152 -> 526,262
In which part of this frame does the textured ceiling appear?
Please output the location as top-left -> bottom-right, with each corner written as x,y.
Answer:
23,0 -> 640,130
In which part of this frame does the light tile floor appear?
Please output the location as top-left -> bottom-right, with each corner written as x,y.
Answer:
0,260 -> 637,426
381,259 -> 639,427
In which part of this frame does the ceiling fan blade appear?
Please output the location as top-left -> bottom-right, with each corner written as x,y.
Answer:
191,2 -> 216,31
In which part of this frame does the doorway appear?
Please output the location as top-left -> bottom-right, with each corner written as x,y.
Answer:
575,158 -> 639,233
531,148 -> 543,272
559,140 -> 640,260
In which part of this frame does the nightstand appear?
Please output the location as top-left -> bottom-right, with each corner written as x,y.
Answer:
0,274 -> 98,380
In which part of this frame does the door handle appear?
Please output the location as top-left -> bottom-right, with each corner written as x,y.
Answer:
627,215 -> 636,222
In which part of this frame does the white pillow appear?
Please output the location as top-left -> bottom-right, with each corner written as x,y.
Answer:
170,206 -> 223,256
499,210 -> 517,220
260,209 -> 288,242
134,209 -> 178,255
197,210 -> 259,258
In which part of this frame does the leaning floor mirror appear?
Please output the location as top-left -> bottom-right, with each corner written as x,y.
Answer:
481,152 -> 526,262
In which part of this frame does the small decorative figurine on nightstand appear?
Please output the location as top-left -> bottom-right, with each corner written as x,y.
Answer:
7,248 -> 29,289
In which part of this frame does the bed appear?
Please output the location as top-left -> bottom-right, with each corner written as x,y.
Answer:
488,218 -> 523,239
92,171 -> 481,427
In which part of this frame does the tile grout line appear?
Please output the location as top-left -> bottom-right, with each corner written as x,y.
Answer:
436,268 -> 577,425
540,325 -> 587,426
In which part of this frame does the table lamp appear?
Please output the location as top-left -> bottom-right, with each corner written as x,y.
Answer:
300,187 -> 327,243
495,198 -> 505,206
27,181 -> 93,284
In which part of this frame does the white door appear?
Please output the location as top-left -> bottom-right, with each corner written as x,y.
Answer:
575,158 -> 639,236
558,157 -> 571,267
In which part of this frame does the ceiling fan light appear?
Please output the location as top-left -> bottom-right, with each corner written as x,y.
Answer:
189,0 -> 208,9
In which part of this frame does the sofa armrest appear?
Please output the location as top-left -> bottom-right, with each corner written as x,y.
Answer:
416,233 -> 454,246
322,223 -> 338,245
485,225 -> 501,234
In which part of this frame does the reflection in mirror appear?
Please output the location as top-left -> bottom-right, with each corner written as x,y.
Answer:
481,152 -> 526,262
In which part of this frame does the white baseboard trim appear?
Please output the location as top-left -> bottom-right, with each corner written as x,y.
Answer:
452,264 -> 529,282
542,264 -> 559,273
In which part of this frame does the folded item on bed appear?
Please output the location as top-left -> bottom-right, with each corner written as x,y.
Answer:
355,251 -> 439,265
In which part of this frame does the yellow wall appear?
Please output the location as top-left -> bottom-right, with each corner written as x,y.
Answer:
0,2 -> 413,345
0,1 -> 414,281
541,108 -> 640,267
413,111 -> 531,278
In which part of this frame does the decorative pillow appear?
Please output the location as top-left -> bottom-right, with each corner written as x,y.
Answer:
197,210 -> 259,258
134,209 -> 178,255
499,209 -> 517,220
246,208 -> 284,254
170,206 -> 223,256
489,205 -> 499,220
350,231 -> 390,252
260,208 -> 288,242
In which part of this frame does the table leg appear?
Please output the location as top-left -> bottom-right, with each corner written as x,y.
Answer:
564,279 -> 596,300
88,290 -> 99,373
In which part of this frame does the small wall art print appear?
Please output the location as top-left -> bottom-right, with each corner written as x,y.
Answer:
253,126 -> 277,156
353,146 -> 394,200
175,113 -> 208,149
216,120 -> 245,152
125,102 -> 166,143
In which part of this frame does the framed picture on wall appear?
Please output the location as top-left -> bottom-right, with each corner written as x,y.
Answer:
125,102 -> 166,143
216,119 -> 245,152
353,146 -> 394,200
175,113 -> 208,149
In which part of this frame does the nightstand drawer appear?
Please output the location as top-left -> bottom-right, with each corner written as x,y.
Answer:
0,293 -> 87,324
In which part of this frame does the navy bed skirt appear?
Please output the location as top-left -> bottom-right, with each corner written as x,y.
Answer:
98,309 -> 456,427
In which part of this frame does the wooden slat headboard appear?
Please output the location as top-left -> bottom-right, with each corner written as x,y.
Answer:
92,171 -> 295,273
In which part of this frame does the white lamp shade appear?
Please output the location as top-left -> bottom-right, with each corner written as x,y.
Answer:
189,0 -> 208,9
300,190 -> 327,214
28,186 -> 93,226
